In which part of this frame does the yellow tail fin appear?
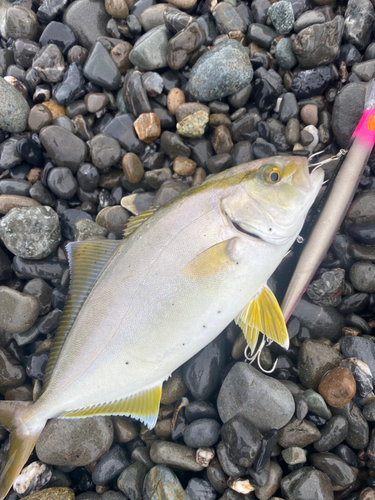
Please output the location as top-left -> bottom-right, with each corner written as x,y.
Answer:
0,401 -> 44,500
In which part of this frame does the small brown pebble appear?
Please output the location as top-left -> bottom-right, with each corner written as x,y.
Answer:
112,416 -> 138,443
96,485 -> 110,494
342,326 -> 361,336
104,0 -> 128,18
133,113 -> 161,143
209,113 -> 231,128
213,125 -> 233,155
158,404 -> 174,420
167,88 -> 185,115
122,152 -> 144,184
192,167 -> 206,187
41,100 -> 66,120
28,104 -> 52,132
173,157 -> 197,176
0,195 -> 40,215
26,168 -> 43,184
67,45 -> 88,66
369,319 -> 375,329
360,487 -> 375,500
154,418 -> 172,439
318,366 -> 356,408
110,41 -> 133,73
300,104 -> 318,126
84,93 -> 109,113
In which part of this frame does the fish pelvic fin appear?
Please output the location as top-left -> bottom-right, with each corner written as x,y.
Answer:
123,206 -> 159,238
235,285 -> 289,352
60,384 -> 163,430
0,401 -> 44,500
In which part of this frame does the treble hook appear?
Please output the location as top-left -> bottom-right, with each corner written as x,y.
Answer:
244,335 -> 278,374
308,148 -> 347,169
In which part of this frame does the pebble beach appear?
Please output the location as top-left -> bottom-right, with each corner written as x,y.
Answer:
2,0 -> 375,498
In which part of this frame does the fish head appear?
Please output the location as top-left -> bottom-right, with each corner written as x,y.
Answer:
221,156 -> 324,246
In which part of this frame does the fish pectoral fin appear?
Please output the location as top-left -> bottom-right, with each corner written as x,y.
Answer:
60,385 -> 162,429
235,285 -> 289,350
181,238 -> 238,278
123,206 -> 159,238
43,240 -> 121,390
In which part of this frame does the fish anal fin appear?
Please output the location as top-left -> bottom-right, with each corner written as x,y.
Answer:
43,240 -> 121,389
123,206 -> 159,238
181,238 -> 237,278
235,285 -> 289,350
60,385 -> 162,430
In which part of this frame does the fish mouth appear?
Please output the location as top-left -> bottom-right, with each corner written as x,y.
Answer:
231,220 -> 263,240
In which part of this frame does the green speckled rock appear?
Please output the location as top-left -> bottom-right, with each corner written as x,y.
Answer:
188,40 -> 253,102
74,219 -> 107,241
268,0 -> 294,35
24,487 -> 75,500
275,37 -> 298,70
0,77 -> 29,132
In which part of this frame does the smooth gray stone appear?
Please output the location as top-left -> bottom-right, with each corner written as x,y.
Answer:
254,460 -> 283,500
83,42 -> 121,91
217,362 -> 295,432
298,339 -> 343,390
313,416 -> 349,452
0,76 -> 29,132
149,441 -> 204,472
311,452 -> 358,487
281,468 -> 333,500
117,461 -> 148,499
129,25 -> 171,71
63,0 -> 110,50
278,417 -> 321,448
330,401 -> 369,450
188,40 -> 253,102
341,336 -> 375,384
332,82 -> 365,149
216,440 -> 246,477
39,125 -> 88,173
294,11 -> 326,32
275,37 -> 297,70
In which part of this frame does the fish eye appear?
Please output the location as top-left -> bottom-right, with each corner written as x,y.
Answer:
263,165 -> 282,184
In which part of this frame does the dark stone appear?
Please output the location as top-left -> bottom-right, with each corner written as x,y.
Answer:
311,452 -> 358,487
103,114 -> 145,156
168,22 -> 206,71
344,0 -> 375,51
279,92 -> 299,123
60,208 -> 92,239
13,39 -> 40,69
0,179 -> 31,196
252,79 -> 278,112
345,313 -> 372,334
281,468 -> 333,500
25,352 -> 48,380
341,336 -> 375,385
47,167 -> 77,199
313,416 -> 349,452
77,163 -> 100,191
182,335 -> 226,400
230,112 -> 261,142
337,293 -> 369,314
291,66 -> 336,100
183,418 -> 221,449
247,23 -> 278,50
123,70 -> 152,117
52,63 -> 86,106
230,141 -> 254,167
221,414 -> 261,468
92,444 -> 130,486
16,138 -> 44,167
206,154 -> 232,174
212,2 -> 247,34
253,140 -> 277,159
13,255 -> 67,280
83,42 -> 121,91
39,21 -> 78,56
330,401 -> 369,450
185,478 -> 217,500
332,82 -> 365,149
252,428 -> 278,473
298,339 -> 343,390
332,443 -> 358,467
163,6 -> 193,33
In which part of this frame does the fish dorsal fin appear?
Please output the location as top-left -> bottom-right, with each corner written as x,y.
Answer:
43,240 -> 121,389
123,206 -> 159,238
235,285 -> 289,352
60,384 -> 162,429
181,238 -> 237,278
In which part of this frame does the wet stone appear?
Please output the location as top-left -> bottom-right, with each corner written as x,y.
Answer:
39,21 -> 78,57
291,66 -> 336,100
13,39 -> 40,69
254,460 -> 282,500
306,268 -> 345,307
91,444 -> 130,486
149,441 -> 204,471
143,465 -> 186,500
303,389 -> 332,420
84,42 -> 121,91
185,478 -> 217,500
0,286 -> 39,335
293,298 -> 345,342
129,25 -> 171,71
60,209 -> 92,239
0,206 -> 61,259
282,446 -> 306,465
117,461 -> 147,499
3,5 -> 39,41
47,167 -> 77,199
294,10 -> 325,32
25,352 -> 48,380
0,179 -> 31,197
0,139 -> 22,170
221,414 -> 261,468
177,110 -> 209,138
103,114 -> 145,156
0,77 -> 30,132
183,419 -> 221,449
74,219 -> 107,241
350,261 -> 375,293
32,44 -> 65,83
247,24 -> 277,50
281,468 -> 333,500
36,417 -> 113,466
331,400 -> 369,449
268,1 -> 294,35
364,402 -> 375,421
313,415 -> 348,452
63,0 -> 110,50
344,0 -> 375,51
52,63 -> 86,106
337,293 -> 369,314
298,339 -> 343,390
40,126 -> 87,173
311,452 -> 357,487
188,40 -> 253,102
168,22 -> 205,71
217,362 -> 295,433
13,255 -> 67,280
88,134 -> 121,170
16,139 -> 44,168
278,417 -> 321,448
212,2 -> 247,34
133,113 -> 161,143
293,16 -> 344,69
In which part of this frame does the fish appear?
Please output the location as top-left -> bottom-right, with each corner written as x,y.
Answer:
0,155 -> 323,498
282,78 -> 375,321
